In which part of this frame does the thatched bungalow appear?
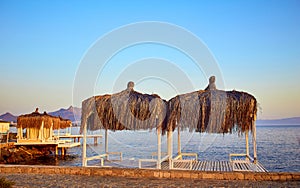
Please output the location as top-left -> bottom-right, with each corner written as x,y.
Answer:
17,108 -> 72,143
0,120 -> 10,134
81,81 -> 167,166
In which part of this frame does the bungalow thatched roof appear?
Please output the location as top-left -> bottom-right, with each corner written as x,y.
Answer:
81,77 -> 257,134
165,76 -> 256,134
165,89 -> 257,134
17,108 -> 72,130
81,81 -> 167,132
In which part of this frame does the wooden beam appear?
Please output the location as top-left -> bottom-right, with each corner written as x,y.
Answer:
245,130 -> 249,161
55,145 -> 58,156
177,123 -> 181,159
105,129 -> 108,153
252,115 -> 257,163
82,119 -> 87,167
157,125 -> 161,169
105,129 -> 109,160
50,124 -> 53,141
167,129 -> 173,168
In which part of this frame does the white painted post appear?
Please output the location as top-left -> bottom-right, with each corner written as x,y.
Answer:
40,120 -> 44,142
167,129 -> 173,169
49,123 -> 53,141
157,126 -> 161,169
156,116 -> 161,169
105,129 -> 108,153
82,119 -> 87,167
245,130 -> 249,161
17,125 -> 22,141
177,121 -> 181,159
252,117 -> 257,163
105,129 -> 108,160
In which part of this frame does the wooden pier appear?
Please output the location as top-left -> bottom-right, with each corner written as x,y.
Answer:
14,141 -> 81,156
161,160 -> 267,172
98,159 -> 267,172
55,134 -> 102,145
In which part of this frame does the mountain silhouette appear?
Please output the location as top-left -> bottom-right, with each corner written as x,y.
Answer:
0,112 -> 18,122
49,106 -> 81,123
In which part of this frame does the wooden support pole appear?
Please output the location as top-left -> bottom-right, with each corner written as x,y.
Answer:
157,126 -> 161,169
17,125 -> 23,141
105,129 -> 108,160
6,132 -> 9,143
50,124 -> 53,141
167,129 -> 173,169
252,117 -> 257,163
105,129 -> 108,153
82,119 -> 87,167
40,120 -> 44,142
177,123 -> 181,159
55,146 -> 58,156
245,130 -> 249,161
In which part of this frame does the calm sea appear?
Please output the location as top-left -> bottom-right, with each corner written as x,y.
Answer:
12,125 -> 300,172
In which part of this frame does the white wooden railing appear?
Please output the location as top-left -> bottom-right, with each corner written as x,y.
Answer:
85,152 -> 122,166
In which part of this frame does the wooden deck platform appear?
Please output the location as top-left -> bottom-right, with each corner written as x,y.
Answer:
92,159 -> 267,172
161,160 -> 267,172
55,134 -> 102,144
14,141 -> 81,156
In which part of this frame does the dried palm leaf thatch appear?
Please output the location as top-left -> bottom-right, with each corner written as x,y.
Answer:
166,89 -> 257,134
81,82 -> 168,132
59,117 -> 72,129
17,109 -> 72,130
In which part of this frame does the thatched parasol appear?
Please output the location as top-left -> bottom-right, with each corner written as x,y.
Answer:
81,81 -> 167,132
58,117 -> 72,129
166,76 -> 257,134
17,108 -> 72,130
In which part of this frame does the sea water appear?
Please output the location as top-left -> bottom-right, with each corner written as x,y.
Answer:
10,126 -> 300,172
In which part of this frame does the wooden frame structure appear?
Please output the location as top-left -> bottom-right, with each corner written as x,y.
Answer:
81,79 -> 262,171
82,127 -> 122,167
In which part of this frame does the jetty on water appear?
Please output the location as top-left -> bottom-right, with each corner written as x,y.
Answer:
15,109 -> 82,156
55,134 -> 102,145
81,77 -> 267,172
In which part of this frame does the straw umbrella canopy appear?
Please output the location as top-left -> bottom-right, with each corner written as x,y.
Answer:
17,109 -> 72,130
166,76 -> 257,134
81,81 -> 167,132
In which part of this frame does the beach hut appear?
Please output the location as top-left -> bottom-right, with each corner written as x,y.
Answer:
0,120 -> 10,143
17,108 -> 72,143
81,81 -> 168,167
165,76 -> 259,170
0,120 -> 10,134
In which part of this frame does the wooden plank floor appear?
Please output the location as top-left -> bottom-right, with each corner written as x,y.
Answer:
97,160 -> 267,172
161,161 -> 267,172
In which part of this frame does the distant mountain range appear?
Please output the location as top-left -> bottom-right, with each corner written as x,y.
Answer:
0,112 -> 18,123
256,117 -> 300,126
1,107 -> 299,126
49,106 -> 81,123
0,106 -> 81,123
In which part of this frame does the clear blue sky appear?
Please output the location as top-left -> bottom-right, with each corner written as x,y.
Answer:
0,0 -> 299,119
